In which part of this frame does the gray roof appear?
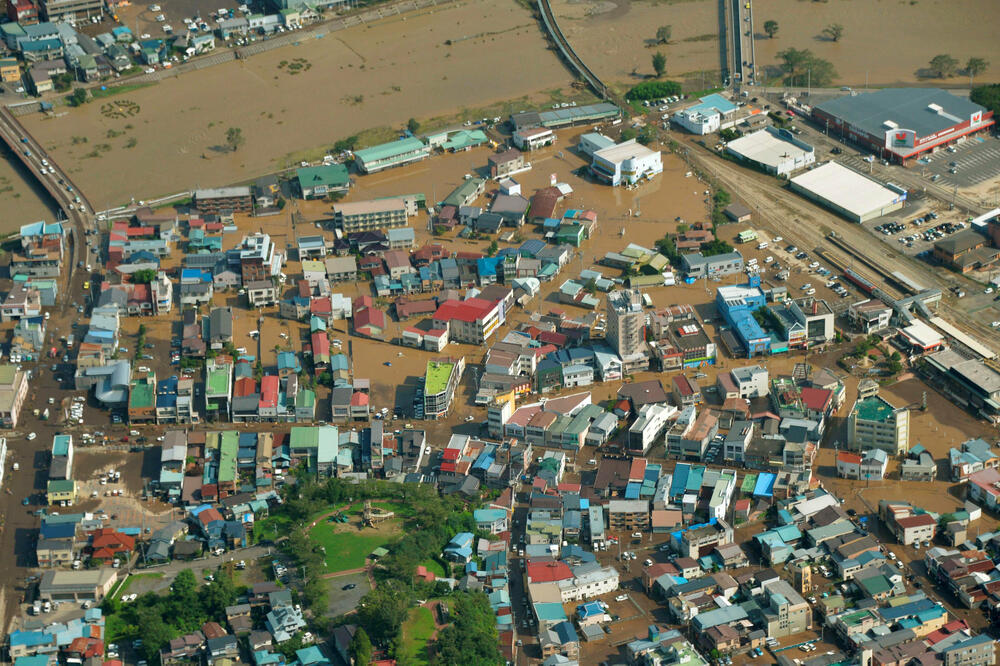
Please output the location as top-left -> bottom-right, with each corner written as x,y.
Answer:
209,307 -> 233,339
815,88 -> 988,141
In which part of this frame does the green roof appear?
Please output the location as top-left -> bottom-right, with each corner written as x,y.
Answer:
354,137 -> 427,163
47,479 -> 75,493
289,426 -> 319,450
207,366 -> 231,396
0,365 -> 18,384
297,164 -> 349,189
442,178 -> 485,208
441,129 -> 488,151
855,395 -> 895,422
129,380 -> 154,409
425,360 -> 456,396
857,574 -> 892,596
295,389 -> 316,408
218,432 -> 238,483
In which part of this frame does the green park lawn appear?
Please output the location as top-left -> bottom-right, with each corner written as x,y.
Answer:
307,522 -> 396,572
398,606 -> 436,665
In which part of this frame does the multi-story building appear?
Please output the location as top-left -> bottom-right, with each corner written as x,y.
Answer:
607,289 -> 648,373
333,199 -> 408,234
848,299 -> 893,334
238,233 -> 282,284
7,0 -> 39,24
353,137 -> 430,174
204,358 -> 232,422
730,365 -> 768,398
847,392 -> 909,455
607,499 -> 649,531
40,0 -> 102,22
759,579 -> 811,638
590,139 -> 663,187
193,187 -> 252,213
432,298 -> 503,345
0,364 -> 29,428
128,372 -> 156,424
423,357 -> 465,420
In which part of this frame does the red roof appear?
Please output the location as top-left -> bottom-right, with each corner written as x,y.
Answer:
415,565 -> 436,582
837,451 -> 862,465
537,331 -> 567,347
311,331 -> 330,356
350,392 -> 369,407
310,297 -> 332,315
198,508 -> 224,525
354,305 -> 386,331
259,375 -> 279,409
673,375 -> 694,396
234,377 -> 257,397
896,514 -> 937,528
800,387 -> 832,413
734,499 -> 751,511
425,328 -> 447,339
556,482 -> 581,493
433,298 -> 496,324
628,458 -> 647,482
525,560 -> 572,583
442,449 -> 461,461
91,527 -> 135,552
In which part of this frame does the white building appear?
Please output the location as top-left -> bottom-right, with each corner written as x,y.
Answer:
730,365 -> 768,398
789,162 -> 906,223
725,127 -> 816,176
557,566 -> 620,602
672,93 -> 738,135
590,139 -> 663,186
847,393 -> 910,455
628,403 -> 677,455
578,132 -> 616,158
513,127 -> 555,151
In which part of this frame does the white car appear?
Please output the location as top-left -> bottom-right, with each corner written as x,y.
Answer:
144,67 -> 155,73
27,432 -> 36,440
156,13 -> 165,21
985,287 -> 993,294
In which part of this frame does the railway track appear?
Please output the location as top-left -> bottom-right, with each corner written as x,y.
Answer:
536,0 -> 609,100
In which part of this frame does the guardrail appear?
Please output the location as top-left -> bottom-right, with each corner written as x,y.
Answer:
536,0 -> 609,100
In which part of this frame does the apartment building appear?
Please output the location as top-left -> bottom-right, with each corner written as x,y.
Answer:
333,198 -> 408,234
607,499 -> 650,531
432,298 -> 504,345
423,358 -> 465,420
848,392 -> 910,455
607,289 -> 648,373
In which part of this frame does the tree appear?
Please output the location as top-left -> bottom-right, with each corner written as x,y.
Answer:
406,117 -> 420,134
68,88 -> 88,107
356,580 -> 412,644
486,240 -> 498,257
763,20 -> 779,38
652,51 -> 666,78
822,23 -> 844,42
777,48 -> 837,87
625,80 -> 682,101
972,84 -> 1000,117
225,127 -> 245,152
928,54 -> 959,78
965,57 -> 989,85
434,593 -> 502,665
655,25 -> 671,44
132,268 -> 156,284
349,627 -> 373,665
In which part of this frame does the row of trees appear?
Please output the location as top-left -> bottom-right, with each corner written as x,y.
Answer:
927,55 -> 989,82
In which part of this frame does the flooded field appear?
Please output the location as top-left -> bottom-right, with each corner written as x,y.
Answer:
0,147 -> 58,233
551,0 -> 721,88
22,0 -> 574,211
555,0 -> 997,89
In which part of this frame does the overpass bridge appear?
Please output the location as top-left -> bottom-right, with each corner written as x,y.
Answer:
0,106 -> 98,309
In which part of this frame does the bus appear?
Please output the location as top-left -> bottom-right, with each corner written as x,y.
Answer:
737,229 -> 758,243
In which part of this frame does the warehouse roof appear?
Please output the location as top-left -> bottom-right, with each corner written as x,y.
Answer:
790,162 -> 903,219
725,127 -> 814,170
815,88 -> 988,141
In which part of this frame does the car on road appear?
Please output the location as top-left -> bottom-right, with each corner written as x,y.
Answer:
343,583 -> 356,590
27,432 -> 36,440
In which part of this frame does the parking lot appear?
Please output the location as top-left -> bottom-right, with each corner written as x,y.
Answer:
919,136 -> 1000,188
861,209 -> 970,258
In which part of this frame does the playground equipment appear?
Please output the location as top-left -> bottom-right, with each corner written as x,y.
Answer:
362,500 -> 395,527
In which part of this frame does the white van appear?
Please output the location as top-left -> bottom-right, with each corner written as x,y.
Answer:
757,241 -> 769,250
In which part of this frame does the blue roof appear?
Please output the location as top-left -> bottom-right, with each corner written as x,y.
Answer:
9,631 -> 52,648
15,656 -> 53,666
625,482 -> 641,500
689,93 -> 738,116
753,472 -> 776,497
533,602 -> 568,622
40,522 -> 75,540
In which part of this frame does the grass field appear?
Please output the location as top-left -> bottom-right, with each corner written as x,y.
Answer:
419,559 -> 447,578
398,606 -> 436,666
110,572 -> 163,601
307,521 -> 397,572
254,513 -> 294,541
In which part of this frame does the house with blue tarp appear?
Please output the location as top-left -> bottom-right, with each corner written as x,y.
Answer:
9,631 -> 54,659
715,278 -> 771,357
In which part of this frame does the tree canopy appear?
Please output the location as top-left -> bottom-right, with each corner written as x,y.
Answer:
777,48 -> 837,87
763,20 -> 778,38
928,54 -> 958,78
652,52 -> 667,78
433,593 -> 503,666
625,80 -> 681,101
971,84 -> 1000,117
655,25 -> 671,44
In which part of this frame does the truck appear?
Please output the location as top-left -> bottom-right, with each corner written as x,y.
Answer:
66,334 -> 74,348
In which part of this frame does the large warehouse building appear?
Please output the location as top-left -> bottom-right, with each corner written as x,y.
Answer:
725,127 -> 816,176
790,162 -> 907,223
812,88 -> 994,164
